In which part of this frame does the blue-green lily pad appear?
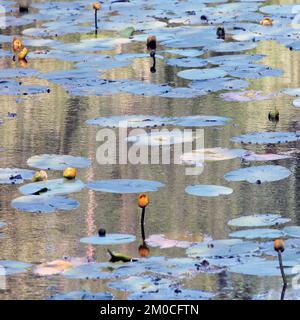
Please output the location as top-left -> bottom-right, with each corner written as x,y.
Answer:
47,291 -> 114,300
11,195 -> 80,213
87,179 -> 164,193
80,233 -> 136,245
282,226 -> 300,238
166,57 -> 208,68
128,288 -> 215,300
107,276 -> 174,292
231,132 -> 300,144
229,259 -> 298,276
229,228 -> 285,240
86,115 -> 173,128
208,41 -> 257,52
177,68 -> 228,81
185,185 -> 233,197
0,168 -> 35,184
63,263 -> 115,280
27,154 -> 91,170
173,115 -> 231,127
19,179 -> 85,196
228,214 -> 290,228
0,260 -> 32,275
187,239 -> 259,258
224,165 -> 291,183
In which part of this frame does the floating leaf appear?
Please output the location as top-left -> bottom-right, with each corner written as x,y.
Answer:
241,152 -> 291,162
19,179 -> 85,196
0,260 -> 32,275
0,168 -> 35,185
187,239 -> 259,258
80,233 -> 136,245
0,222 -> 6,229
128,288 -> 215,300
177,68 -> 228,81
231,132 -> 300,144
47,291 -> 113,301
282,226 -> 300,238
146,234 -> 192,249
107,275 -> 174,292
181,148 -> 246,164
173,115 -> 231,127
229,228 -> 285,240
185,185 -> 233,197
63,263 -> 115,280
228,214 -> 290,228
220,90 -> 276,102
11,195 -> 80,213
27,154 -> 91,170
229,259 -> 298,276
86,115 -> 173,128
224,165 -> 291,183
87,179 -> 164,193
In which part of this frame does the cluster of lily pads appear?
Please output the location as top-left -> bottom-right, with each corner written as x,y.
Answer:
1,0 -> 300,300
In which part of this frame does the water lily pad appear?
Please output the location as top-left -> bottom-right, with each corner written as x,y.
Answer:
128,288 -> 215,300
282,88 -> 300,97
126,131 -> 194,146
208,41 -> 257,52
0,222 -> 6,229
293,99 -> 300,108
231,132 -> 300,144
185,185 -> 233,197
229,259 -> 298,276
11,195 -> 80,213
241,152 -> 291,162
189,78 -> 250,93
80,233 -> 136,245
282,226 -> 300,238
181,148 -> 246,164
86,115 -> 173,128
146,234 -> 192,249
229,228 -> 285,240
0,260 -> 32,275
228,214 -> 290,228
224,165 -> 291,183
177,68 -> 228,81
166,57 -> 208,68
87,179 -> 164,193
173,115 -> 231,127
220,90 -> 276,102
63,263 -> 115,280
165,49 -> 204,57
47,291 -> 113,300
0,68 -> 38,78
225,64 -> 283,79
187,239 -> 259,258
33,257 -> 89,276
0,168 -> 35,184
19,179 -> 85,196
27,154 -> 91,170
107,275 -> 174,292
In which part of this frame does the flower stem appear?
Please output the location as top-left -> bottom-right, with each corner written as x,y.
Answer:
278,251 -> 287,287
141,207 -> 146,241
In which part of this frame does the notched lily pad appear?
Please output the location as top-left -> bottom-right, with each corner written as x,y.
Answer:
229,228 -> 285,240
0,168 -> 35,184
87,179 -> 164,193
228,214 -> 290,228
0,260 -> 32,275
80,233 -> 136,245
11,195 -> 80,213
185,185 -> 233,197
47,291 -> 113,300
231,132 -> 300,144
19,179 -> 85,196
187,239 -> 259,258
224,165 -> 291,183
27,154 -> 91,170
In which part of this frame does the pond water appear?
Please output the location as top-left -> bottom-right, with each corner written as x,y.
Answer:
0,0 -> 300,300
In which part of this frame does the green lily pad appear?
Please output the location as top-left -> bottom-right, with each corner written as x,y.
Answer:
80,233 -> 136,245
27,154 -> 91,170
228,214 -> 290,228
229,228 -> 285,240
185,185 -> 233,197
